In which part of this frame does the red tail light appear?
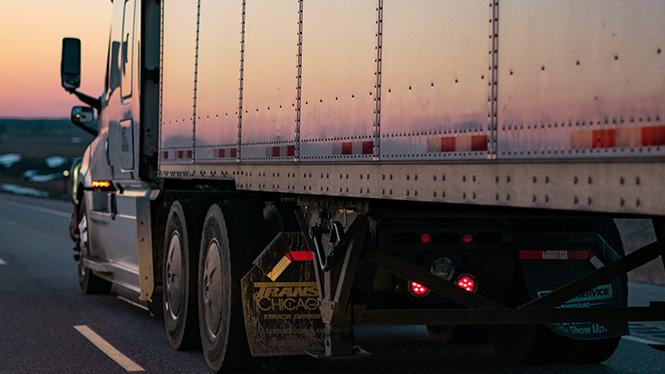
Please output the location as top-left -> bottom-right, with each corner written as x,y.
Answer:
456,274 -> 477,293
408,281 -> 430,297
462,234 -> 473,244
420,233 -> 431,245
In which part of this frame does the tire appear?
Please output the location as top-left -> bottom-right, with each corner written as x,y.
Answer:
426,325 -> 457,345
148,286 -> 164,321
163,200 -> 204,350
76,200 -> 112,294
489,219 -> 626,364
489,324 -> 622,365
198,200 -> 272,372
263,201 -> 300,234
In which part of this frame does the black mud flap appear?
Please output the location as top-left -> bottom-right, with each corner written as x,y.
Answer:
519,233 -> 628,340
241,232 -> 325,357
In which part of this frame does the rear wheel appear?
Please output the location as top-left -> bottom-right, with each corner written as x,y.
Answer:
198,200 -> 271,372
76,201 -> 112,294
426,325 -> 457,345
489,219 -> 626,364
163,200 -> 204,350
488,324 -> 621,364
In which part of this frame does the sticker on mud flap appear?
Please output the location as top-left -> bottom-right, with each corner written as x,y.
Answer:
241,232 -> 324,357
537,284 -> 617,338
253,282 -> 320,314
537,284 -> 613,307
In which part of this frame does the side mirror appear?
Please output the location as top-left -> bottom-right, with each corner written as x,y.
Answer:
61,38 -> 81,91
71,106 -> 95,126
70,106 -> 98,137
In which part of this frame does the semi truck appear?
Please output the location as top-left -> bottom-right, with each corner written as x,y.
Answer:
60,0 -> 665,371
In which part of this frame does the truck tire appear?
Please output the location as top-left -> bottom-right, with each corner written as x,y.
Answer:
198,200 -> 271,372
426,325 -> 457,345
489,219 -> 626,364
76,201 -> 112,294
163,200 -> 203,350
488,323 -> 622,365
147,286 -> 164,321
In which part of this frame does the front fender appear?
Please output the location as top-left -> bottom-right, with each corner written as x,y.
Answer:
69,161 -> 83,205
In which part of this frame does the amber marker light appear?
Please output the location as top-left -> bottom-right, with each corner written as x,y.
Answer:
91,180 -> 113,190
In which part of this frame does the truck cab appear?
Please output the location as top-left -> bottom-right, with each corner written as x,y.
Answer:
61,0 -> 159,301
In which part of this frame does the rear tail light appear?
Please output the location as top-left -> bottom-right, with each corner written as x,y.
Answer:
462,234 -> 473,244
456,274 -> 477,293
408,281 -> 430,297
420,232 -> 431,245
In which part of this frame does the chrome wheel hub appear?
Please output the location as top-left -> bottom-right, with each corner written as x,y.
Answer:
203,239 -> 223,338
165,231 -> 184,320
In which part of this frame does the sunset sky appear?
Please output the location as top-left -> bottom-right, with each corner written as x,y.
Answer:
0,0 -> 112,119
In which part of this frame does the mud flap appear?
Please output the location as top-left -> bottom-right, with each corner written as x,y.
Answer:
520,233 -> 628,340
533,281 -> 626,339
241,232 -> 325,357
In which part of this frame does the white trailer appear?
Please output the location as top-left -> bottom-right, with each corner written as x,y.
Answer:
60,0 -> 665,371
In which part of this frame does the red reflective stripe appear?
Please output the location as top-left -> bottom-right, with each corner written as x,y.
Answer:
519,250 -> 592,260
218,148 -> 226,158
286,250 -> 313,262
187,150 -> 193,158
272,146 -> 281,157
362,141 -> 374,155
163,151 -> 169,160
471,135 -> 488,151
518,250 -> 543,260
230,148 -> 237,158
592,129 -> 616,149
287,145 -> 296,156
341,142 -> 353,155
566,250 -> 593,260
441,137 -> 456,152
641,126 -> 665,146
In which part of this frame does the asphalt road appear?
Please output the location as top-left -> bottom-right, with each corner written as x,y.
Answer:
1,193 -> 664,374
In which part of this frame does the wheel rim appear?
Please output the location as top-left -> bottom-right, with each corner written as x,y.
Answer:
203,238 -> 223,339
165,231 -> 184,320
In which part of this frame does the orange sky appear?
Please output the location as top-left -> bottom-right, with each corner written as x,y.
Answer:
0,0 -> 112,119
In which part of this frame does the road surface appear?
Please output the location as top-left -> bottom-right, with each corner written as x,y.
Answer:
0,193 -> 664,373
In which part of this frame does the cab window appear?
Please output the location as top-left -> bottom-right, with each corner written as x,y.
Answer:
107,0 -> 136,101
121,0 -> 137,101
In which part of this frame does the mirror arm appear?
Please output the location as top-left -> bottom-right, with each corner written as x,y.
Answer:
71,120 -> 99,137
67,89 -> 101,111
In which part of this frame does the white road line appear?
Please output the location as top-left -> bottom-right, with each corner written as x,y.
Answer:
0,198 -> 71,218
117,296 -> 149,311
0,257 -> 6,265
73,325 -> 145,372
623,335 -> 665,346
